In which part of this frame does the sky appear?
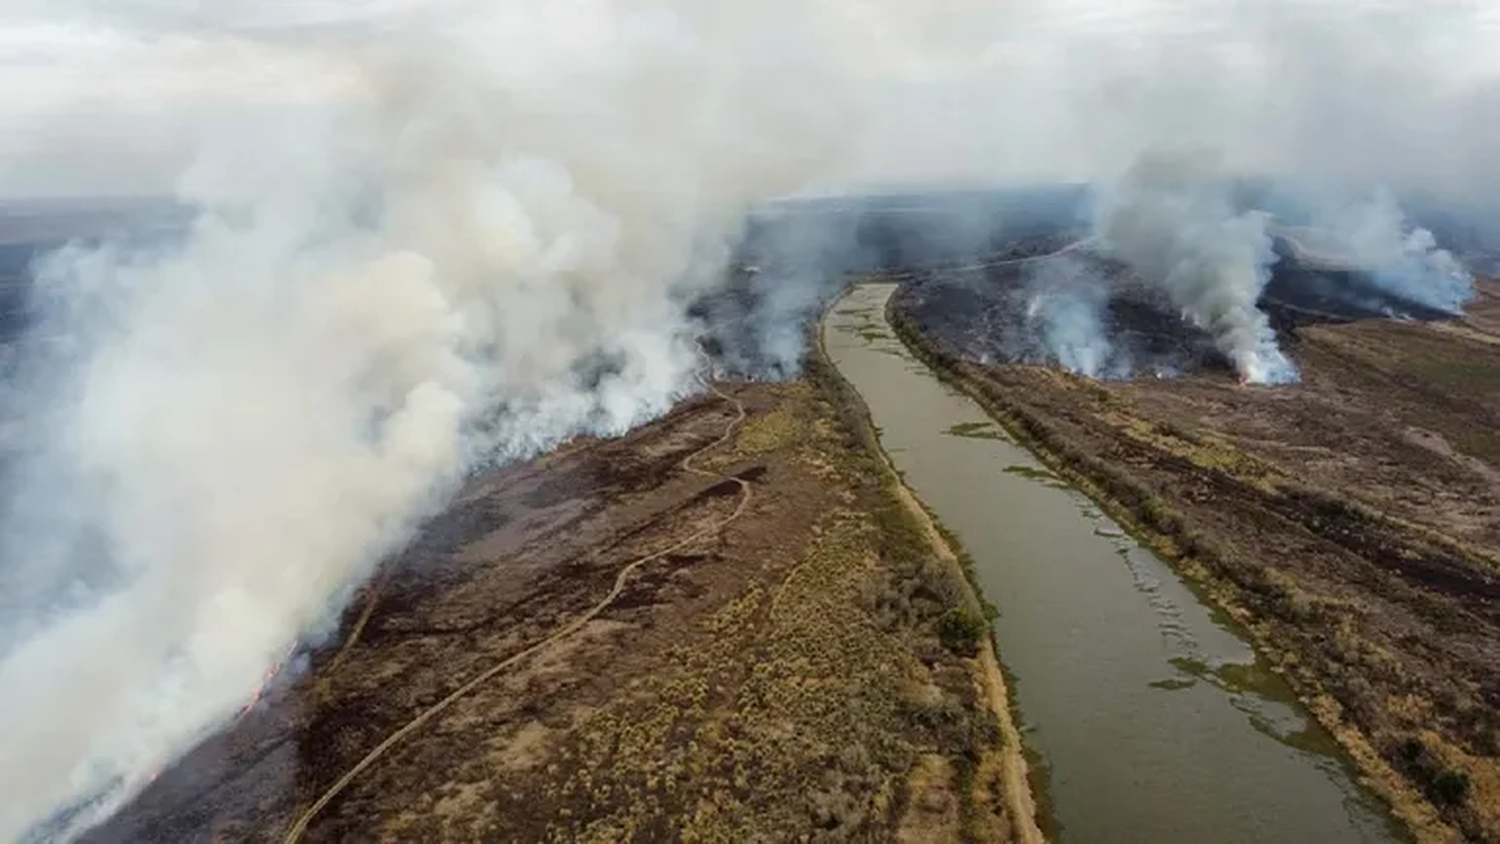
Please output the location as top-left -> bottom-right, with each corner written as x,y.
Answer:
1,2 -> 1498,840
1,0 -> 1496,198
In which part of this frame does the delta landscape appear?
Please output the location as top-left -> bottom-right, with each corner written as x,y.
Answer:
3,3 -> 1500,844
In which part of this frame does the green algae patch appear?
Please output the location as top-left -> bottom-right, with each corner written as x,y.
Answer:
944,421 -> 1011,442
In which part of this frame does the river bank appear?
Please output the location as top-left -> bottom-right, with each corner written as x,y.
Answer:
83,330 -> 1035,842
810,304 -> 1045,844
888,278 -> 1500,843
830,284 -> 1401,844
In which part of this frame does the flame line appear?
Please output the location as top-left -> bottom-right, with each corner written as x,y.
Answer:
235,642 -> 298,723
283,362 -> 750,844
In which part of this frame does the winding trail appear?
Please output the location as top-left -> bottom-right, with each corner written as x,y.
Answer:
952,234 -> 1097,271
322,431 -> 622,674
283,371 -> 751,844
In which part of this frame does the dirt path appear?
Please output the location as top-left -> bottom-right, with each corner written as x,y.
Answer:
282,374 -> 752,844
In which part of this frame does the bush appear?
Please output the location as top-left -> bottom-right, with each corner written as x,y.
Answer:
1397,736 -> 1472,808
938,607 -> 988,656
1431,769 -> 1471,807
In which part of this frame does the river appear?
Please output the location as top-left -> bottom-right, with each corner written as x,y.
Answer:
823,284 -> 1402,844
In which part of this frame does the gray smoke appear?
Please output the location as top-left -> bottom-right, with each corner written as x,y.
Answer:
1319,189 -> 1475,313
1022,256 -> 1115,379
0,1 -> 1498,838
701,202 -> 868,378
1094,150 -> 1296,384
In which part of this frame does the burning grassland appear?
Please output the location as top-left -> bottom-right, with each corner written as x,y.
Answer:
7,1 -> 1500,830
897,232 -> 1471,387
74,371 -> 1035,843
889,276 -> 1500,842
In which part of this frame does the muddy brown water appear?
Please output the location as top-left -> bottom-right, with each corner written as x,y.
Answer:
824,284 -> 1403,844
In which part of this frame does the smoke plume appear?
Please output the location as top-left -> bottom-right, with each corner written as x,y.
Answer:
0,4 -> 853,839
0,1 -> 1498,839
1022,256 -> 1115,379
1094,150 -> 1296,384
698,204 -> 867,378
1321,189 -> 1475,313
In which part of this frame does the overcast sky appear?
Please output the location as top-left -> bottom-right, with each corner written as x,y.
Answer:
1,5 -> 1497,835
0,0 -> 1496,198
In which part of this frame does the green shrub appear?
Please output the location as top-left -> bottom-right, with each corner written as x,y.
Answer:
938,607 -> 988,656
1431,769 -> 1471,807
1397,735 -> 1472,808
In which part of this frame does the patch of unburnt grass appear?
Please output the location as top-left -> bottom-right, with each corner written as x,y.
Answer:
506,509 -> 918,840
701,383 -> 814,471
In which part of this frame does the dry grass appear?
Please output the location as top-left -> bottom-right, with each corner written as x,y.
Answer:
86,361 -> 1030,842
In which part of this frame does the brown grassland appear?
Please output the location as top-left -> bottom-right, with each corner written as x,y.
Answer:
84,339 -> 1039,842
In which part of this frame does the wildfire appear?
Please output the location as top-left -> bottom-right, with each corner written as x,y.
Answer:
235,643 -> 296,722
139,645 -> 296,795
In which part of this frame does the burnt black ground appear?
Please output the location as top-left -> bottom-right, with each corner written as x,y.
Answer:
895,234 -> 1463,380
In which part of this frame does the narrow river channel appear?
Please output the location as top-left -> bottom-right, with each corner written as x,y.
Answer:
823,284 -> 1402,844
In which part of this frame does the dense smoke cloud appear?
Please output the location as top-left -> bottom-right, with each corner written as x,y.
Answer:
0,1 -> 1497,839
0,3 -> 854,839
1094,150 -> 1296,384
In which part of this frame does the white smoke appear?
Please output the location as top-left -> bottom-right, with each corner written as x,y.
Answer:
0,3 -> 853,839
1023,256 -> 1115,379
1095,150 -> 1296,384
1320,189 -> 1475,313
0,0 -> 1498,838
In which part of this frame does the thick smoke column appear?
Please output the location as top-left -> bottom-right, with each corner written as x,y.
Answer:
0,4 -> 849,839
1095,151 -> 1296,384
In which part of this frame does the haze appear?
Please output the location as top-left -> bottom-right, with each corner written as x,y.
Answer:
0,1 -> 1496,840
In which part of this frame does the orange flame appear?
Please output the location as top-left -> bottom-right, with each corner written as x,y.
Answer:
235,643 -> 296,722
